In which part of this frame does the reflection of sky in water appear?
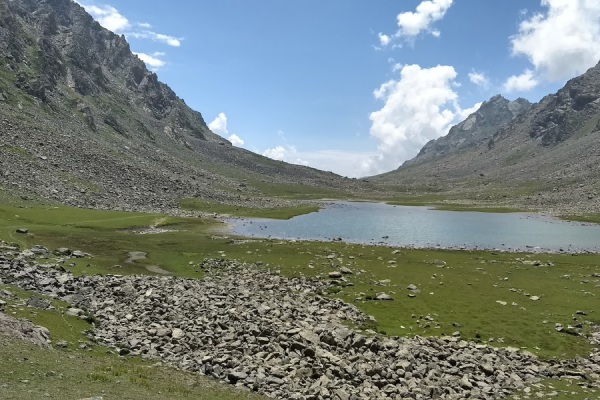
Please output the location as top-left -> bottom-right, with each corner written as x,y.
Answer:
229,202 -> 600,252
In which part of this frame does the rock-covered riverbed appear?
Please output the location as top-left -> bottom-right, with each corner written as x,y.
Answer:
1,241 -> 599,399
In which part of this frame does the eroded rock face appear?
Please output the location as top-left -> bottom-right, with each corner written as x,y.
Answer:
1,243 -> 599,399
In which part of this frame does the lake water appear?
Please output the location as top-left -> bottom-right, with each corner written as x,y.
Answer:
228,201 -> 600,252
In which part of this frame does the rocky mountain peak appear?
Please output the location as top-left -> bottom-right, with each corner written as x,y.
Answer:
402,94 -> 531,167
523,60 -> 600,146
0,0 -> 220,143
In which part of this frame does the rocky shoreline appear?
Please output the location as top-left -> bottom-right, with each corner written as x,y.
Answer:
1,242 -> 599,399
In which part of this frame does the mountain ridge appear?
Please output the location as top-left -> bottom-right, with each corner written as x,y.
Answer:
373,61 -> 600,214
402,95 -> 531,167
0,0 -> 372,211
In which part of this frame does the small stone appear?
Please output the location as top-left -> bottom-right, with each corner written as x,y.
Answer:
27,296 -> 50,309
15,228 -> 28,234
328,271 -> 342,279
227,371 -> 248,383
54,248 -> 71,256
66,308 -> 84,317
376,292 -> 393,301
171,328 -> 185,339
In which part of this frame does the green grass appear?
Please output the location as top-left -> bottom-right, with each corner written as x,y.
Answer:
560,214 -> 600,224
0,204 -> 226,278
0,283 -> 94,345
0,204 -> 600,399
1,146 -> 35,161
251,181 -> 349,199
220,240 -> 600,360
0,336 -> 267,400
1,203 -> 600,359
1,203 -> 600,370
386,195 -> 522,213
509,378 -> 600,400
178,198 -> 320,219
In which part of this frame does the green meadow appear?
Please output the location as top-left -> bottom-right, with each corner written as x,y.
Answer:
0,199 -> 599,399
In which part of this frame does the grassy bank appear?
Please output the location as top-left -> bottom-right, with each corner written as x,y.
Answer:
178,198 -> 320,219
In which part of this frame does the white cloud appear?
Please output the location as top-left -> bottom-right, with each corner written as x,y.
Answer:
263,145 -> 291,161
505,0 -> 600,91
503,69 -> 539,92
208,112 -> 227,135
368,64 -> 477,174
129,31 -> 182,47
377,0 -> 453,48
228,134 -> 245,147
378,33 -> 391,47
260,146 -> 377,178
208,113 -> 245,147
468,71 -> 490,89
81,4 -> 130,32
396,0 -> 453,38
134,52 -> 166,71
457,101 -> 483,121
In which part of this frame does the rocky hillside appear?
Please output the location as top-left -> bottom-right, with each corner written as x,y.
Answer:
0,0 -> 370,211
403,95 -> 531,167
374,61 -> 600,214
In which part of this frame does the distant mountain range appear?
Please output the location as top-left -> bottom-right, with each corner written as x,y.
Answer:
374,59 -> 600,213
0,0 -> 370,210
1,0 -> 600,214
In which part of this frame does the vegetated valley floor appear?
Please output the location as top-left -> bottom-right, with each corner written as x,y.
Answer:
0,196 -> 599,399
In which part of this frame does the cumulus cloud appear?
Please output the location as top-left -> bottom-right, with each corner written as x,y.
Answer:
468,71 -> 490,89
81,4 -> 130,32
129,31 -> 182,47
263,145 -> 293,161
503,69 -> 539,92
261,146 -> 377,178
134,52 -> 166,71
367,64 -> 477,174
380,0 -> 453,47
457,101 -> 483,121
504,0 -> 600,91
208,113 -> 245,147
228,134 -> 245,147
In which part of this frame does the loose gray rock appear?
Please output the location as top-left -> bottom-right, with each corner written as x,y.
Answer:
376,292 -> 393,301
26,296 -> 50,309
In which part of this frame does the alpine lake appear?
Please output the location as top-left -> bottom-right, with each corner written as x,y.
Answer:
229,201 -> 600,253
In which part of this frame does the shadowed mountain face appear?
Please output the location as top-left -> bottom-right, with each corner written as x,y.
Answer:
374,62 -> 600,213
0,0 -> 371,210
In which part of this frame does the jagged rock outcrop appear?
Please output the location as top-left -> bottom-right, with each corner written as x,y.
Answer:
403,95 -> 531,167
0,0 -> 217,143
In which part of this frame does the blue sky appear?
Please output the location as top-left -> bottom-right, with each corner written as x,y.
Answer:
76,0 -> 600,177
